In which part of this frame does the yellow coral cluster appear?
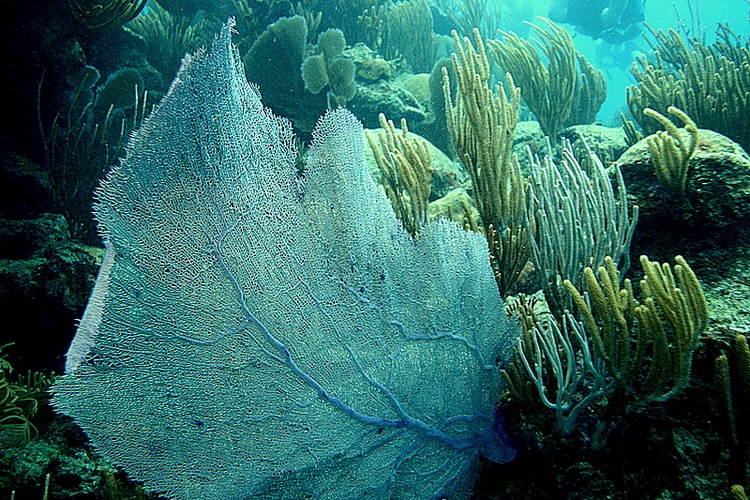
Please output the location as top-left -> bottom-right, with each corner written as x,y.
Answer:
487,18 -> 606,139
628,24 -> 750,152
365,114 -> 432,238
442,28 -> 528,297
565,255 -> 707,412
643,106 -> 699,195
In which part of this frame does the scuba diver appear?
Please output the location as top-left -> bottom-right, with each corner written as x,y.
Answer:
548,0 -> 646,44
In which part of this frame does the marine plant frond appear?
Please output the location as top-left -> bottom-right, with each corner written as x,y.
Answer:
0,344 -> 55,449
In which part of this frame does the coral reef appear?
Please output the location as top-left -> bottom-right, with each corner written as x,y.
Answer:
365,114 -> 432,237
523,139 -> 638,319
439,0 -> 503,40
616,127 -> 750,264
3,0 -> 750,497
39,63 -> 149,244
714,334 -> 750,491
443,28 -> 526,297
382,0 -> 437,73
506,253 -> 708,446
627,24 -> 750,153
488,18 -> 607,140
643,106 -> 699,195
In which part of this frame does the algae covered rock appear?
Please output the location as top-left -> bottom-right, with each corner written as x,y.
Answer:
616,128 -> 750,259
0,214 -> 101,372
429,187 -> 480,228
401,73 -> 431,107
561,123 -> 629,163
350,80 -> 428,129
356,57 -> 392,82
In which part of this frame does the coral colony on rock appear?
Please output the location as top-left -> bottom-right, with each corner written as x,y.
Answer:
1,0 -> 750,499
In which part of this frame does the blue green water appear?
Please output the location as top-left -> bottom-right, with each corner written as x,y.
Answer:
476,0 -> 750,123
